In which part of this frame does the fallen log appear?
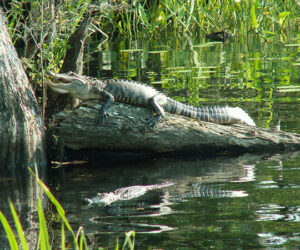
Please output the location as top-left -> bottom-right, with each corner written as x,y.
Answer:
51,100 -> 300,155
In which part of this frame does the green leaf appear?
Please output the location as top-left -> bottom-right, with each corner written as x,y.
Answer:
29,168 -> 78,248
37,198 -> 51,250
9,201 -> 29,250
250,4 -> 258,28
115,237 -> 119,250
0,211 -> 19,249
118,21 -> 123,34
138,3 -> 149,25
279,11 -> 290,19
264,30 -> 277,38
279,11 -> 290,26
122,231 -> 135,250
61,222 -> 65,250
156,10 -> 167,27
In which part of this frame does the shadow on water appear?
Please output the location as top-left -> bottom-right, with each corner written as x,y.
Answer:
48,151 -> 300,249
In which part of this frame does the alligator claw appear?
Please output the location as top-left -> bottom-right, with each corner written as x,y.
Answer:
148,115 -> 163,127
98,111 -> 108,124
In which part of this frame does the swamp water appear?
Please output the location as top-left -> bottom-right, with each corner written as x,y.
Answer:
1,35 -> 300,249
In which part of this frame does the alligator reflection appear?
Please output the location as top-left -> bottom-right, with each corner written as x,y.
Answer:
53,154 -> 259,235
87,182 -> 175,206
87,181 -> 248,207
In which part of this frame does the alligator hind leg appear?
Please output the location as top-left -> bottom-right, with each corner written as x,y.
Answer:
148,94 -> 167,127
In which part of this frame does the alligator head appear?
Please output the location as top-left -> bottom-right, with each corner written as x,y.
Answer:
46,71 -> 90,99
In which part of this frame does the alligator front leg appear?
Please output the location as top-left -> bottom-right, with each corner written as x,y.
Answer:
98,90 -> 114,124
148,94 -> 167,127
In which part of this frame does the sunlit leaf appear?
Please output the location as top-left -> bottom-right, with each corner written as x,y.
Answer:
279,11 -> 290,19
0,211 -> 18,249
264,31 -> 277,38
61,223 -> 65,250
138,3 -> 149,25
277,86 -> 300,93
157,10 -> 167,26
279,11 -> 290,26
9,201 -> 29,250
37,198 -> 51,250
122,231 -> 135,250
284,44 -> 300,47
251,4 -> 258,28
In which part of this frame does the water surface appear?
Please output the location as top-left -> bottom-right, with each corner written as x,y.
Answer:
1,35 -> 300,249
50,35 -> 300,248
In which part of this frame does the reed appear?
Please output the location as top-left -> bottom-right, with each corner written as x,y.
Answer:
3,0 -> 297,85
0,167 -> 135,249
105,0 -> 297,39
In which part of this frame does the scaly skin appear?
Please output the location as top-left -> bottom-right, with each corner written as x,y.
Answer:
46,71 -> 256,126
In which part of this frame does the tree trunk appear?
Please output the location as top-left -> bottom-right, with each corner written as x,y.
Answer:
0,12 -> 46,168
52,100 -> 300,156
46,12 -> 92,119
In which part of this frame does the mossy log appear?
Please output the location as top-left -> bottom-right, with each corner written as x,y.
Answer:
52,101 -> 300,155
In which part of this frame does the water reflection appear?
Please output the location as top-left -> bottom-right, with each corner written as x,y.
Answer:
50,154 -> 257,244
87,182 -> 175,206
48,151 -> 300,248
86,35 -> 300,132
1,34 -> 299,248
0,168 -> 46,249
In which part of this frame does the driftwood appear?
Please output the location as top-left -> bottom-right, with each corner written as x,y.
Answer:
52,100 -> 300,155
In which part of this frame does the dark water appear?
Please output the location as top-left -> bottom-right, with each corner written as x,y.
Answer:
54,35 -> 299,249
53,152 -> 300,249
1,35 -> 300,249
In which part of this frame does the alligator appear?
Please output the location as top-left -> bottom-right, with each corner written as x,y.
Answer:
46,71 -> 256,127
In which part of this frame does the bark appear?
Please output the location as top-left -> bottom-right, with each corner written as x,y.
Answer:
0,12 -> 46,168
52,100 -> 300,155
46,13 -> 92,118
60,12 -> 92,74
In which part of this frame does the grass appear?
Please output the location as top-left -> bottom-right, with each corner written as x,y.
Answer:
105,0 -> 297,40
2,0 -> 297,95
0,167 -> 135,249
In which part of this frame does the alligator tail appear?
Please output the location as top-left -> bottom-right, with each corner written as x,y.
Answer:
164,98 -> 255,126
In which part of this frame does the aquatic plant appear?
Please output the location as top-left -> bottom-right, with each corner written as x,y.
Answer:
105,0 -> 297,40
0,167 -> 135,249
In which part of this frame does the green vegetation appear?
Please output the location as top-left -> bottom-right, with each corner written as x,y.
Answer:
2,0 -> 297,71
0,1 -> 298,248
108,0 -> 296,40
1,0 -> 297,97
0,167 -> 135,249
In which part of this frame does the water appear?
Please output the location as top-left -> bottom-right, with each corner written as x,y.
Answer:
51,152 -> 300,249
1,35 -> 300,249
